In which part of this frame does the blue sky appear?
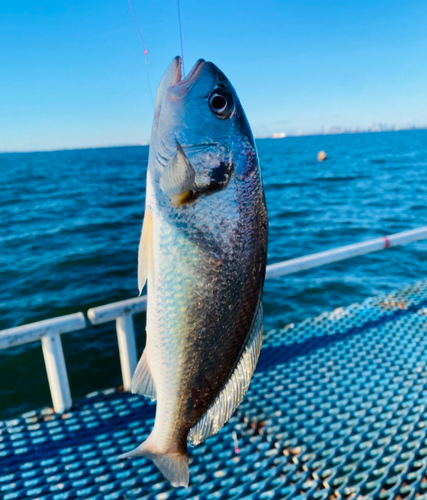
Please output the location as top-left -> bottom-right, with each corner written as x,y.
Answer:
1,0 -> 426,151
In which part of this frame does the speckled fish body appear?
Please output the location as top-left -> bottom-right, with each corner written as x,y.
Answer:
120,57 -> 268,487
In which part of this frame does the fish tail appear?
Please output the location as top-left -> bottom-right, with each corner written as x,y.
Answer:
119,436 -> 189,488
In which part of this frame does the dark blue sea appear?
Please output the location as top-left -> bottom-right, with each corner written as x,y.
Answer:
1,130 -> 427,419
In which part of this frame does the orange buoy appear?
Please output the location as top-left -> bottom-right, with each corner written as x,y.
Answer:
317,150 -> 327,162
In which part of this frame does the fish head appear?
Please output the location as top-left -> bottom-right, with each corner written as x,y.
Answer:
150,57 -> 257,205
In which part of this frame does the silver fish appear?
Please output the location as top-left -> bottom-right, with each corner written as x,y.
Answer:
120,57 -> 268,487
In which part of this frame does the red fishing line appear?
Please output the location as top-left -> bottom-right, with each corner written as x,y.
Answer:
127,0 -> 149,63
127,0 -> 155,107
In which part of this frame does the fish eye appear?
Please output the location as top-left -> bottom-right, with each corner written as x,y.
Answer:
209,89 -> 234,118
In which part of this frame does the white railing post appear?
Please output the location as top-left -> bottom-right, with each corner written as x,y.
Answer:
88,296 -> 146,392
115,315 -> 138,391
41,333 -> 72,413
0,312 -> 85,414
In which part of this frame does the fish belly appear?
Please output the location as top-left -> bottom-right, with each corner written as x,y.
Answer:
146,182 -> 265,453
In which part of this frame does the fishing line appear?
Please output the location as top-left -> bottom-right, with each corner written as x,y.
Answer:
176,0 -> 185,77
127,0 -> 155,108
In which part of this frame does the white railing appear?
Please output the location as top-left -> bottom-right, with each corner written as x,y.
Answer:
0,313 -> 86,413
265,226 -> 427,279
2,226 -> 427,414
87,296 -> 147,394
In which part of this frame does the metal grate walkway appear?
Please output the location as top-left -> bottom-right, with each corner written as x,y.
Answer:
3,280 -> 427,499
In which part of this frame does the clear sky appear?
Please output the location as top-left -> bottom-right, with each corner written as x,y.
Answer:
1,0 -> 426,151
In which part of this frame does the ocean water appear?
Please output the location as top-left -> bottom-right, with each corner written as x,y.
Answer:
1,130 -> 427,419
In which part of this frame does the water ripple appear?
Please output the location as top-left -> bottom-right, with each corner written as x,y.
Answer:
1,132 -> 427,418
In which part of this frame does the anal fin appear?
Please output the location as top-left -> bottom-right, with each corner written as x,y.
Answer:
188,299 -> 263,446
131,350 -> 156,400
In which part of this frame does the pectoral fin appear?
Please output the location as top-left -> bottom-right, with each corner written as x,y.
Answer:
188,298 -> 263,446
137,207 -> 153,295
159,143 -> 196,205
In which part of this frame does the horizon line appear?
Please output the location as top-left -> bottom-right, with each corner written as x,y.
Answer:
1,126 -> 426,154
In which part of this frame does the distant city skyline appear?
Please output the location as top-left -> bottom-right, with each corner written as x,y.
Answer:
1,0 -> 426,152
261,123 -> 427,140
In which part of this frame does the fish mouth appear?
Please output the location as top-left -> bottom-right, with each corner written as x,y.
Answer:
168,57 -> 206,98
154,57 -> 206,124
168,56 -> 183,85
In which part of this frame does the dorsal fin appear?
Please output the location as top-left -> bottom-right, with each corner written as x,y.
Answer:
137,207 -> 153,295
131,350 -> 156,400
159,142 -> 196,205
188,299 -> 263,446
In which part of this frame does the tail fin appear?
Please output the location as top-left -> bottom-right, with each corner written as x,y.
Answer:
119,439 -> 189,488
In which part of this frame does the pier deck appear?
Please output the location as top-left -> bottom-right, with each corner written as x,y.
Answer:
2,279 -> 427,499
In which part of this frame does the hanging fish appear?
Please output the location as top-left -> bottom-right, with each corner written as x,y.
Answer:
120,57 -> 268,487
